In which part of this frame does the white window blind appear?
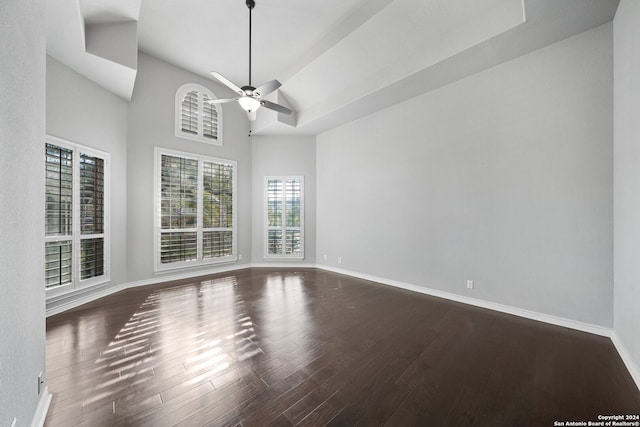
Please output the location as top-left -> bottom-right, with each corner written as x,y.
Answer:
265,177 -> 304,259
79,153 -> 105,280
160,155 -> 198,264
155,148 -> 236,271
45,136 -> 110,295
202,93 -> 219,141
202,160 -> 233,259
175,84 -> 222,146
180,90 -> 199,135
45,143 -> 73,288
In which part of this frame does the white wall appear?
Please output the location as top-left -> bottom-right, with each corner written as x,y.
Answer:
613,0 -> 640,386
251,136 -> 316,264
46,56 -> 129,290
317,23 -> 614,327
126,53 -> 252,282
0,0 -> 48,425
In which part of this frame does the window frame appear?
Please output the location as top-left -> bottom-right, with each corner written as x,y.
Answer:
154,147 -> 237,272
264,176 -> 305,260
175,83 -> 223,146
45,135 -> 111,299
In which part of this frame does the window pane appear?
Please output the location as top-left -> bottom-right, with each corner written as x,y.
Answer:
268,229 -> 283,255
202,94 -> 218,140
80,238 -> 104,279
203,161 -> 233,228
285,179 -> 301,227
267,179 -> 283,227
180,90 -> 198,135
45,144 -> 73,236
80,154 -> 104,234
161,155 -> 198,229
285,230 -> 301,255
45,240 -> 72,288
203,231 -> 233,259
160,232 -> 197,264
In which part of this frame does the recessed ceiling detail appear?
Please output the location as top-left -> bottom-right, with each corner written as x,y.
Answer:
47,0 -> 141,101
47,0 -> 620,133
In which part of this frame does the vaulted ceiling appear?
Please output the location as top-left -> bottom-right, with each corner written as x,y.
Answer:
46,0 -> 620,135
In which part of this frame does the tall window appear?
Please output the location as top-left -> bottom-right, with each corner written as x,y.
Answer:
155,148 -> 236,271
265,177 -> 304,259
175,84 -> 223,146
45,136 -> 110,295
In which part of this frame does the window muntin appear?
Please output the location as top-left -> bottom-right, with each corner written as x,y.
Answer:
265,177 -> 304,259
175,84 -> 223,146
45,136 -> 110,295
155,148 -> 237,271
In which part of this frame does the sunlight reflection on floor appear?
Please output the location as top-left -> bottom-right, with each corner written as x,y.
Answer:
48,275 -> 271,421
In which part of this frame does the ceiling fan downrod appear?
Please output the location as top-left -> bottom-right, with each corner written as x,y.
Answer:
246,0 -> 255,86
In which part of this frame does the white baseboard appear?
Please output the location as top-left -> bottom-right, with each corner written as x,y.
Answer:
43,263 -> 638,392
317,265 -> 640,393
611,332 -> 640,391
251,262 -> 317,269
45,261 -> 313,317
30,387 -> 52,427
46,282 -> 126,317
47,262 -> 611,337
46,263 -> 253,317
126,263 -> 252,290
317,265 -> 612,337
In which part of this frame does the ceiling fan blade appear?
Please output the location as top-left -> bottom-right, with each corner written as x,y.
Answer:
260,100 -> 292,115
254,80 -> 281,97
210,71 -> 244,95
247,110 -> 257,121
205,98 -> 239,104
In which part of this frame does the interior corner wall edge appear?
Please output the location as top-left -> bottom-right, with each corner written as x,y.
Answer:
0,0 -> 48,426
316,22 -> 614,328
613,0 -> 640,391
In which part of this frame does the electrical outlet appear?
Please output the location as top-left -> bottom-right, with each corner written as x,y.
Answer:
338,257 -> 342,264
323,254 -> 327,261
238,254 -> 243,260
38,372 -> 44,395
466,280 -> 474,289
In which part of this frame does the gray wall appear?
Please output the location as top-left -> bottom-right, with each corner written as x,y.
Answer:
46,56 -> 129,288
0,0 -> 47,425
316,23 -> 614,327
251,136 -> 316,264
614,0 -> 640,379
126,53 -> 252,282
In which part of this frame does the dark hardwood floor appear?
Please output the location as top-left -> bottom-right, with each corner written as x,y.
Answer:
45,268 -> 640,426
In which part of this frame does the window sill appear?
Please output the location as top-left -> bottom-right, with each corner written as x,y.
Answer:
154,256 -> 239,274
263,256 -> 305,261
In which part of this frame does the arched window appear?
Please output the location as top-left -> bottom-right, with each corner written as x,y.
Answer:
175,84 -> 223,146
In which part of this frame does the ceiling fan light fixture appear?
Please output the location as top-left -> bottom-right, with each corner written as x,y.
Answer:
238,96 -> 261,112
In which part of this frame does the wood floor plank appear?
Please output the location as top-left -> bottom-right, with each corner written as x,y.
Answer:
44,268 -> 640,427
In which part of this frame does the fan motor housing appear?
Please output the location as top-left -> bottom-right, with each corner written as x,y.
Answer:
241,85 -> 256,96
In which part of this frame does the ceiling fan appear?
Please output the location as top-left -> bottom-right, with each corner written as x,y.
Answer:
208,0 -> 292,121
